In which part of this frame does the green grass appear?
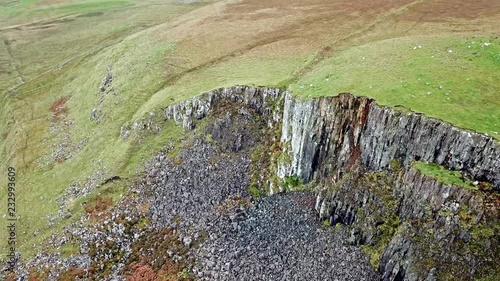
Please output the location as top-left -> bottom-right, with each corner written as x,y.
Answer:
133,53 -> 311,118
123,121 -> 185,174
38,1 -> 132,13
412,161 -> 476,190
290,35 -> 500,139
283,175 -> 302,192
0,0 -> 132,16
0,1 -> 202,261
247,185 -> 263,199
1,0 -> 137,16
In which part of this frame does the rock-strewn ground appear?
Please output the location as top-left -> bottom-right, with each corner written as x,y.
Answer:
147,137 -> 377,280
193,191 -> 378,281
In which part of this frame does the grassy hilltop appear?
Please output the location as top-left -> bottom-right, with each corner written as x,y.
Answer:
0,0 -> 499,261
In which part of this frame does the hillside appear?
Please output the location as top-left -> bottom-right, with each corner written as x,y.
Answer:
0,0 -> 499,280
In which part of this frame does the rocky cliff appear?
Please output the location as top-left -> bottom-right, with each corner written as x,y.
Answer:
276,90 -> 499,280
315,163 -> 499,280
278,92 -> 500,190
125,86 -> 500,192
122,86 -> 499,280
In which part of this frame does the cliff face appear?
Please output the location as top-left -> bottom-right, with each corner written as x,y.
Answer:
128,87 -> 499,190
129,86 -> 499,280
362,104 -> 499,188
278,92 -> 500,190
276,90 -> 499,280
163,86 -> 285,130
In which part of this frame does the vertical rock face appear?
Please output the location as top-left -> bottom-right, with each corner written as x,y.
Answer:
130,86 -> 500,190
316,165 -> 499,281
278,92 -> 500,190
121,86 -> 285,139
275,91 -> 499,280
362,104 -> 499,187
278,93 -> 371,183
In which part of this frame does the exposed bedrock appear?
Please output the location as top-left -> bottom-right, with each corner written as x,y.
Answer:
316,165 -> 499,280
163,86 -> 285,130
157,85 -> 499,189
278,92 -> 499,190
138,86 -> 499,280
147,101 -> 378,280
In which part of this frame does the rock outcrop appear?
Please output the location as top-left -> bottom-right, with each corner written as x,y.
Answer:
124,86 -> 499,191
163,86 -> 284,130
162,86 -> 499,280
14,86 -> 496,280
278,92 -> 500,190
315,164 -> 499,281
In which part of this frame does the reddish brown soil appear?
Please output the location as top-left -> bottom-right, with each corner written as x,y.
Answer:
49,96 -> 70,121
84,196 -> 113,221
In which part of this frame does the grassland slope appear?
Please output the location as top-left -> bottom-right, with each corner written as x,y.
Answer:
0,0 -> 498,263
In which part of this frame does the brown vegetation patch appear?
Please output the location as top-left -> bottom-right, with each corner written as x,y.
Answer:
125,260 -> 189,281
5,272 -> 17,281
27,267 -> 51,281
123,228 -> 194,281
56,267 -> 85,281
49,96 -> 70,122
84,196 -> 113,220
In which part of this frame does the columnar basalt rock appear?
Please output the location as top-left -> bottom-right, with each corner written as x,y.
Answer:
274,89 -> 499,279
278,92 -> 500,190
316,165 -> 499,281
361,104 -> 500,188
278,93 -> 372,183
